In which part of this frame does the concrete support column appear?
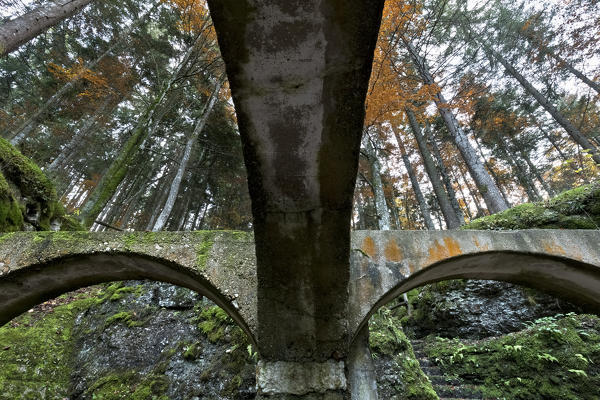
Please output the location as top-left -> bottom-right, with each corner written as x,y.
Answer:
256,359 -> 347,399
348,325 -> 379,400
206,1 -> 385,396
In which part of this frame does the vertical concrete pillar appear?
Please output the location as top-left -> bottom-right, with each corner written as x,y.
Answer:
348,325 -> 379,400
206,0 -> 384,395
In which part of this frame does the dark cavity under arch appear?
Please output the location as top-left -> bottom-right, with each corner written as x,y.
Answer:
353,250 -> 600,344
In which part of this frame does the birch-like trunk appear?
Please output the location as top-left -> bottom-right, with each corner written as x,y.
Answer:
472,134 -> 512,207
152,77 -> 223,231
406,108 -> 462,229
426,125 -> 465,225
0,0 -> 94,56
481,42 -> 600,165
392,129 -> 436,230
363,138 -> 391,230
47,95 -> 113,171
455,164 -> 486,217
402,37 -> 509,213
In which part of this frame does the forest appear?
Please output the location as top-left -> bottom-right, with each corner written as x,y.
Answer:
0,0 -> 598,231
0,0 -> 599,399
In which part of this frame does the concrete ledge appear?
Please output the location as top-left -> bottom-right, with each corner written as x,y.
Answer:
257,360 -> 346,395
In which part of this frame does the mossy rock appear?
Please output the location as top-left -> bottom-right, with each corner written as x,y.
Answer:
0,140 -> 82,232
463,183 -> 600,230
370,307 -> 439,399
425,313 -> 600,399
0,290 -> 99,399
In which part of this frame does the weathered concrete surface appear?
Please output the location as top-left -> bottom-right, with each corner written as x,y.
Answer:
0,231 -> 257,344
2,230 -> 599,349
350,230 -> 600,340
206,0 -> 385,365
257,359 -> 346,396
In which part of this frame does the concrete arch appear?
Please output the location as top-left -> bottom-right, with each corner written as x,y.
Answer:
349,230 -> 600,341
0,231 -> 258,345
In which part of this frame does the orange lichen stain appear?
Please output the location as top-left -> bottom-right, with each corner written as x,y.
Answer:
427,237 -> 463,264
444,237 -> 462,257
408,263 -> 416,274
542,241 -> 566,257
362,236 -> 377,258
384,240 -> 403,262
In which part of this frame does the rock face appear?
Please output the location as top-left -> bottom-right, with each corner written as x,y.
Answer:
68,281 -> 256,399
404,280 -> 581,340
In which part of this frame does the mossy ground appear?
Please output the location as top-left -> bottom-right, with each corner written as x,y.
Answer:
425,313 -> 600,399
463,182 -> 600,230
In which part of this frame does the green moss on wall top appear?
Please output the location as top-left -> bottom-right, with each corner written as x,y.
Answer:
463,183 -> 600,230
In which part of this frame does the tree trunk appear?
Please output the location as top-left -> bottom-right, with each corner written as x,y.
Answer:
426,127 -> 465,225
406,108 -> 462,229
152,77 -> 223,231
541,46 -> 600,96
539,125 -> 570,162
519,148 -> 554,197
8,5 -> 155,145
454,165 -> 486,217
47,95 -> 112,171
472,134 -> 512,207
80,44 -> 195,227
392,129 -> 435,230
363,138 -> 392,230
402,37 -> 509,213
0,0 -> 94,56
481,42 -> 600,164
145,175 -> 172,230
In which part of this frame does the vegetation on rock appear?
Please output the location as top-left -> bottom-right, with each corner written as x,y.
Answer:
463,182 -> 600,230
425,313 -> 600,399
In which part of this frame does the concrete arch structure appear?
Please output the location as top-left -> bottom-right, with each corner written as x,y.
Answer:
0,231 -> 258,345
349,229 -> 600,342
1,229 -> 599,397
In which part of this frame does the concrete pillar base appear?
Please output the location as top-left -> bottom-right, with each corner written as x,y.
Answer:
348,325 -> 378,399
256,360 -> 347,398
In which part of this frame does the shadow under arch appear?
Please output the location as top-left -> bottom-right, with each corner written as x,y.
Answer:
352,250 -> 600,344
0,251 -> 257,347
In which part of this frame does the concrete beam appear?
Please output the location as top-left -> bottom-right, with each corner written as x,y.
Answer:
206,0 -> 385,363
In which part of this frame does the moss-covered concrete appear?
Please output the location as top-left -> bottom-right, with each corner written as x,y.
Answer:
0,230 -> 258,343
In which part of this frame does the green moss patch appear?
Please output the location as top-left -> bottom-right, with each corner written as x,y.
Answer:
0,291 -> 98,399
463,183 -> 600,230
425,313 -> 600,399
370,307 -> 439,400
84,370 -> 169,400
0,139 -> 82,232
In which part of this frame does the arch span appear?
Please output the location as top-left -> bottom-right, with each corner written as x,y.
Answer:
0,231 -> 257,344
349,229 -> 600,341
